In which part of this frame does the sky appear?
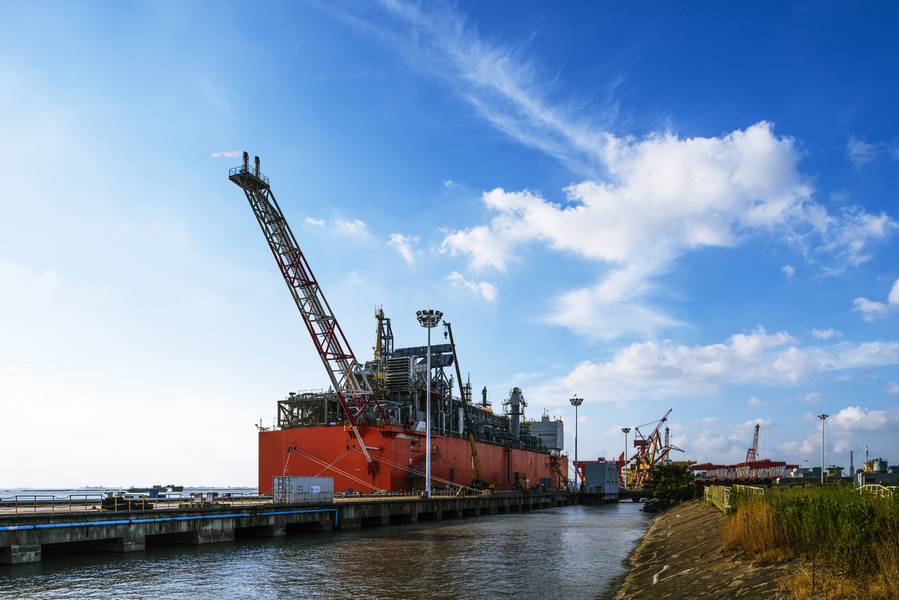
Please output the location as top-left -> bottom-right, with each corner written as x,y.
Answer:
2,1 -> 898,487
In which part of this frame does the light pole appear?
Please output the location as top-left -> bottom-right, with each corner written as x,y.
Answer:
621,427 -> 631,489
417,309 -> 443,499
569,395 -> 583,490
818,413 -> 829,485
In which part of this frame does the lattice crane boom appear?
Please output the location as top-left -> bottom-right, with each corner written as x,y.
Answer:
229,153 -> 381,466
745,423 -> 760,463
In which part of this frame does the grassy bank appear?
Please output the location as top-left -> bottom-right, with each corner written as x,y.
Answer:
722,486 -> 899,599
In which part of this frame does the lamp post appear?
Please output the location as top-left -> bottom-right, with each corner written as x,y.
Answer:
416,309 -> 443,499
621,427 -> 631,489
818,413 -> 829,485
569,395 -> 583,490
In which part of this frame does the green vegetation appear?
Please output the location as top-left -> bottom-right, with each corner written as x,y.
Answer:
722,485 -> 899,599
642,463 -> 693,512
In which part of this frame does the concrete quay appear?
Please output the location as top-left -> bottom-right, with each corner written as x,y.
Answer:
1,493 -> 569,565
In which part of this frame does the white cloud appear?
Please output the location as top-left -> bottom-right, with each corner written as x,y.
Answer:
526,326 -> 899,405
847,138 -> 879,168
887,381 -> 899,395
782,264 -> 796,279
853,277 -> 899,321
781,434 -> 817,456
830,406 -> 894,432
803,392 -> 821,405
443,179 -> 456,188
810,328 -> 840,340
847,137 -> 899,168
387,233 -> 419,264
210,150 -> 242,158
748,395 -> 765,406
446,271 -> 498,302
347,1 -> 897,338
335,219 -> 368,236
305,217 -> 326,226
440,126 -> 896,338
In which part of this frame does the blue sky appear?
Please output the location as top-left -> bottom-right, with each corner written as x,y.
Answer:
2,1 -> 898,486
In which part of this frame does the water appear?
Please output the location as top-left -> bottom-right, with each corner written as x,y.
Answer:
0,503 -> 650,599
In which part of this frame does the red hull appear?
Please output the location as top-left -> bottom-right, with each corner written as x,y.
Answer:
259,425 -> 567,494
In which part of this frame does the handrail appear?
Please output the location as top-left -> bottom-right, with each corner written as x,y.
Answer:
855,484 -> 894,498
703,485 -> 733,513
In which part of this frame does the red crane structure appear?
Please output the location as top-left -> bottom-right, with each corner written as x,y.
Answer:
229,153 -> 383,468
745,423 -> 760,463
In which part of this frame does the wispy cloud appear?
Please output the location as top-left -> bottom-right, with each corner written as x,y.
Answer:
305,217 -> 326,226
344,1 -> 897,338
782,264 -> 796,280
888,381 -> 899,394
847,136 -> 899,168
335,219 -> 369,236
387,233 -> 419,264
810,328 -> 840,340
446,270 -> 498,302
853,277 -> 899,321
211,150 -> 242,158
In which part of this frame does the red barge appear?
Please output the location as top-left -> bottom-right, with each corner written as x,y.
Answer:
230,154 -> 568,495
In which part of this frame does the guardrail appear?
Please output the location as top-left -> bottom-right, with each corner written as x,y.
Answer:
732,484 -> 766,496
703,485 -> 733,513
0,493 -> 271,516
855,484 -> 895,498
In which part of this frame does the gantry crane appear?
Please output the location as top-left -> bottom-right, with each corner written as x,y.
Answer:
229,153 -> 383,468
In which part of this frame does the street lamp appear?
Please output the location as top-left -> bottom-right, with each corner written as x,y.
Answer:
621,427 -> 631,489
818,414 -> 829,485
569,395 -> 583,490
417,309 -> 443,499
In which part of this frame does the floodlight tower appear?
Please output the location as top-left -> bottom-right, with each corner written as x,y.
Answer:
621,427 -> 631,489
570,395 -> 584,489
417,309 -> 443,498
818,414 -> 829,485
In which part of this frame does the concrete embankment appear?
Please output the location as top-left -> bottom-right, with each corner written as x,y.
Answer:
612,499 -> 796,599
1,493 -> 567,564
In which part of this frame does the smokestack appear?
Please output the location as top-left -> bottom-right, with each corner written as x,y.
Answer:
243,151 -> 249,172
510,387 -> 523,441
481,386 -> 488,407
254,155 -> 261,177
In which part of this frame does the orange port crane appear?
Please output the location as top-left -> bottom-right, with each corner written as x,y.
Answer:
229,153 -> 382,468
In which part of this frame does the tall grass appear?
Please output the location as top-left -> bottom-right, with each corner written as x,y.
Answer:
722,486 -> 899,599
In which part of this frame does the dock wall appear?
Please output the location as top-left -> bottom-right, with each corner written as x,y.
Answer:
1,493 -> 568,564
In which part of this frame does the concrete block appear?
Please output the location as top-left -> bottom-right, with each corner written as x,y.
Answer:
0,544 -> 41,564
98,533 -> 146,553
176,522 -> 235,545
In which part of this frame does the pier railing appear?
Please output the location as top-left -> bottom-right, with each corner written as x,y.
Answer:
0,492 -> 270,516
855,484 -> 895,498
703,485 -> 733,513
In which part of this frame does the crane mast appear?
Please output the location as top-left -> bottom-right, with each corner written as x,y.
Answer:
229,153 -> 381,466
745,423 -> 760,462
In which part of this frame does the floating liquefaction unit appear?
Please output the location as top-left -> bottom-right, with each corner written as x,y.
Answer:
230,155 -> 568,495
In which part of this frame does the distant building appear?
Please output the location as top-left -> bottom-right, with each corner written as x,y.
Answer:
576,459 -> 618,501
526,412 -> 564,452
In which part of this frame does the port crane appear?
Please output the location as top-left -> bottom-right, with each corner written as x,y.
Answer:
229,153 -> 383,468
745,423 -> 760,462
627,409 -> 683,489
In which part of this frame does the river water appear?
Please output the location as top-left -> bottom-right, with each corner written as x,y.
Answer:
0,503 -> 650,599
